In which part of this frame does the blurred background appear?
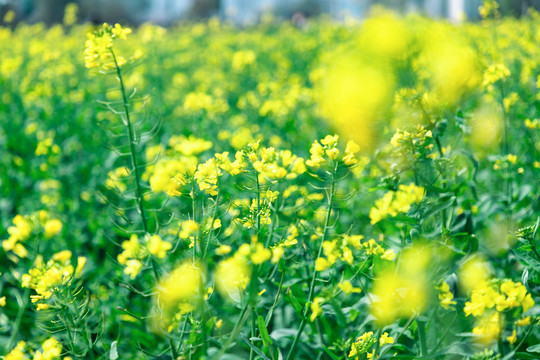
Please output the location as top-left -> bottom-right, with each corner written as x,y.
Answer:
2,0 -> 540,26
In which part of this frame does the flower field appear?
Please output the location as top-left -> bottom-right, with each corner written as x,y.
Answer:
1,3 -> 540,359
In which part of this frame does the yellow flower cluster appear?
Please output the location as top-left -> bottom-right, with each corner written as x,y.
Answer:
84,23 -> 133,69
117,234 -> 145,279
306,135 -> 363,168
389,125 -> 432,149
105,166 -> 130,193
2,214 -> 32,258
348,331 -> 394,359
464,280 -> 534,317
464,279 -> 534,344
117,234 -> 171,279
6,337 -> 64,360
482,63 -> 511,89
369,183 -> 425,224
315,236 -> 395,272
33,337 -> 63,360
436,281 -> 456,310
22,250 -> 86,307
2,211 -> 63,260
525,118 -> 540,129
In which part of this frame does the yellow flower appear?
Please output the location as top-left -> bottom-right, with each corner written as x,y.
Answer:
437,282 -> 457,310
506,329 -> 517,344
271,246 -> 284,264
5,341 -> 27,360
250,243 -> 271,264
338,280 -> 361,295
44,219 -> 62,238
472,312 -> 501,344
146,235 -> 172,259
216,245 -> 232,255
315,257 -> 330,272
379,332 -> 394,346
75,257 -> 87,277
36,303 -> 50,311
515,317 -> 530,327
124,259 -> 143,279
310,297 -> 324,322
179,220 -> 199,239
0,296 -> 5,307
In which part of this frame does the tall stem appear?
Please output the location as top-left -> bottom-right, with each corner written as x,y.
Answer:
285,161 -> 338,360
111,50 -> 148,235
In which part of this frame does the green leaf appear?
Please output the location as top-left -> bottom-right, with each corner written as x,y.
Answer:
514,247 -> 540,272
240,333 -> 271,360
257,315 -> 273,347
527,344 -> 540,353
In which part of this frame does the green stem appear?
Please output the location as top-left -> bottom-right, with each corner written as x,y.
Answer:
7,287 -> 30,350
285,161 -> 338,360
210,302 -> 250,360
417,318 -> 428,357
202,190 -> 220,259
110,49 -> 148,235
372,328 -> 382,360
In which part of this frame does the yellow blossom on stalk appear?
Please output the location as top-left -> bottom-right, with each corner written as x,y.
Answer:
5,341 -> 27,360
2,214 -> 32,259
34,337 -> 62,360
194,158 -> 220,196
515,317 -> 530,327
479,0 -> 500,19
282,224 -> 299,247
506,329 -> 517,344
343,140 -> 360,165
75,257 -> 86,276
525,118 -> 540,129
379,332 -> 394,346
472,311 -> 501,344
21,251 -> 84,306
63,3 -> 78,26
216,245 -> 232,255
482,63 -> 510,89
0,296 -> 5,307
124,259 -> 143,279
271,246 -> 284,263
179,220 -> 199,239
369,183 -> 425,224
338,280 -> 361,295
315,257 -> 330,272
146,234 -> 172,259
436,281 -> 456,310
348,331 -> 377,359
84,23 -> 133,69
44,219 -> 62,238
250,242 -> 271,264
310,297 -> 324,322
305,140 -> 325,168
